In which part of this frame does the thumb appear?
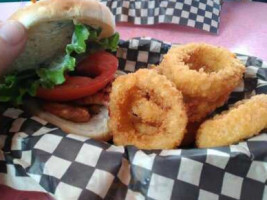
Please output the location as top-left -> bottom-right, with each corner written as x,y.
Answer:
0,21 -> 27,74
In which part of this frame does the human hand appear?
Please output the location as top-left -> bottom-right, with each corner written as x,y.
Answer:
0,21 -> 27,74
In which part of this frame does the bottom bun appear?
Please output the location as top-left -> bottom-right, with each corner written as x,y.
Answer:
24,99 -> 111,141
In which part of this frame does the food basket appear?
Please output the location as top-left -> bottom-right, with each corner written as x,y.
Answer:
0,38 -> 266,200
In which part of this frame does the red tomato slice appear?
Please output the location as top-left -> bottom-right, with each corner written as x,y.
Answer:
37,51 -> 118,101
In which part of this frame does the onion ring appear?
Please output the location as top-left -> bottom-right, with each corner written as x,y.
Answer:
196,94 -> 267,148
184,91 -> 230,122
131,97 -> 164,124
157,43 -> 245,100
109,69 -> 188,149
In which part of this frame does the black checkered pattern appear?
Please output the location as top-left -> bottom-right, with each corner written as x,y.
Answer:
100,0 -> 222,33
1,38 -> 267,200
116,38 -> 170,72
17,0 -> 222,33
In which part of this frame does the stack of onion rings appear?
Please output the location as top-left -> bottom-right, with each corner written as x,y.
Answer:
158,43 -> 245,122
108,43 -> 254,149
157,43 -> 245,145
109,69 -> 188,149
158,43 -> 245,100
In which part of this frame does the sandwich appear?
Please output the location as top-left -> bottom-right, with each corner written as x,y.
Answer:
0,0 -> 120,141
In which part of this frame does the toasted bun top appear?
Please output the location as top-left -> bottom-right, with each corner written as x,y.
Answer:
8,0 -> 115,72
10,0 -> 115,38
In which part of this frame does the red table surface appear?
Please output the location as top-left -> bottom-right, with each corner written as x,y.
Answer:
0,184 -> 54,200
116,2 -> 267,61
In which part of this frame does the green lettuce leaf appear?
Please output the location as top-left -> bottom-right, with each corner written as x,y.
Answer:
66,24 -> 90,54
0,24 -> 120,104
37,24 -> 90,87
0,72 -> 39,104
37,55 -> 76,88
99,32 -> 120,52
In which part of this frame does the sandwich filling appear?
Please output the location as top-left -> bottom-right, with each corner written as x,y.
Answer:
0,23 -> 119,122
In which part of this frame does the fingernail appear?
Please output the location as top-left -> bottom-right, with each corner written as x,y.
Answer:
0,21 -> 26,45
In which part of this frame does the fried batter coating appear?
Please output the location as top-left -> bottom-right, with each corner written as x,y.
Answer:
196,94 -> 267,148
184,92 -> 230,122
132,98 -> 164,124
109,69 -> 188,149
158,43 -> 245,101
156,43 -> 245,122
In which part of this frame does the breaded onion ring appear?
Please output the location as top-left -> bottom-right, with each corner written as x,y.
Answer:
196,94 -> 267,148
109,69 -> 188,149
158,43 -> 245,100
184,92 -> 230,122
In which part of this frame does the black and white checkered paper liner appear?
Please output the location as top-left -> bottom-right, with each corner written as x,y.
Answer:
0,38 -> 267,200
100,0 -> 222,33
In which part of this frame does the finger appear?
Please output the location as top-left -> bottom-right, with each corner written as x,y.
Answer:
0,20 -> 27,74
